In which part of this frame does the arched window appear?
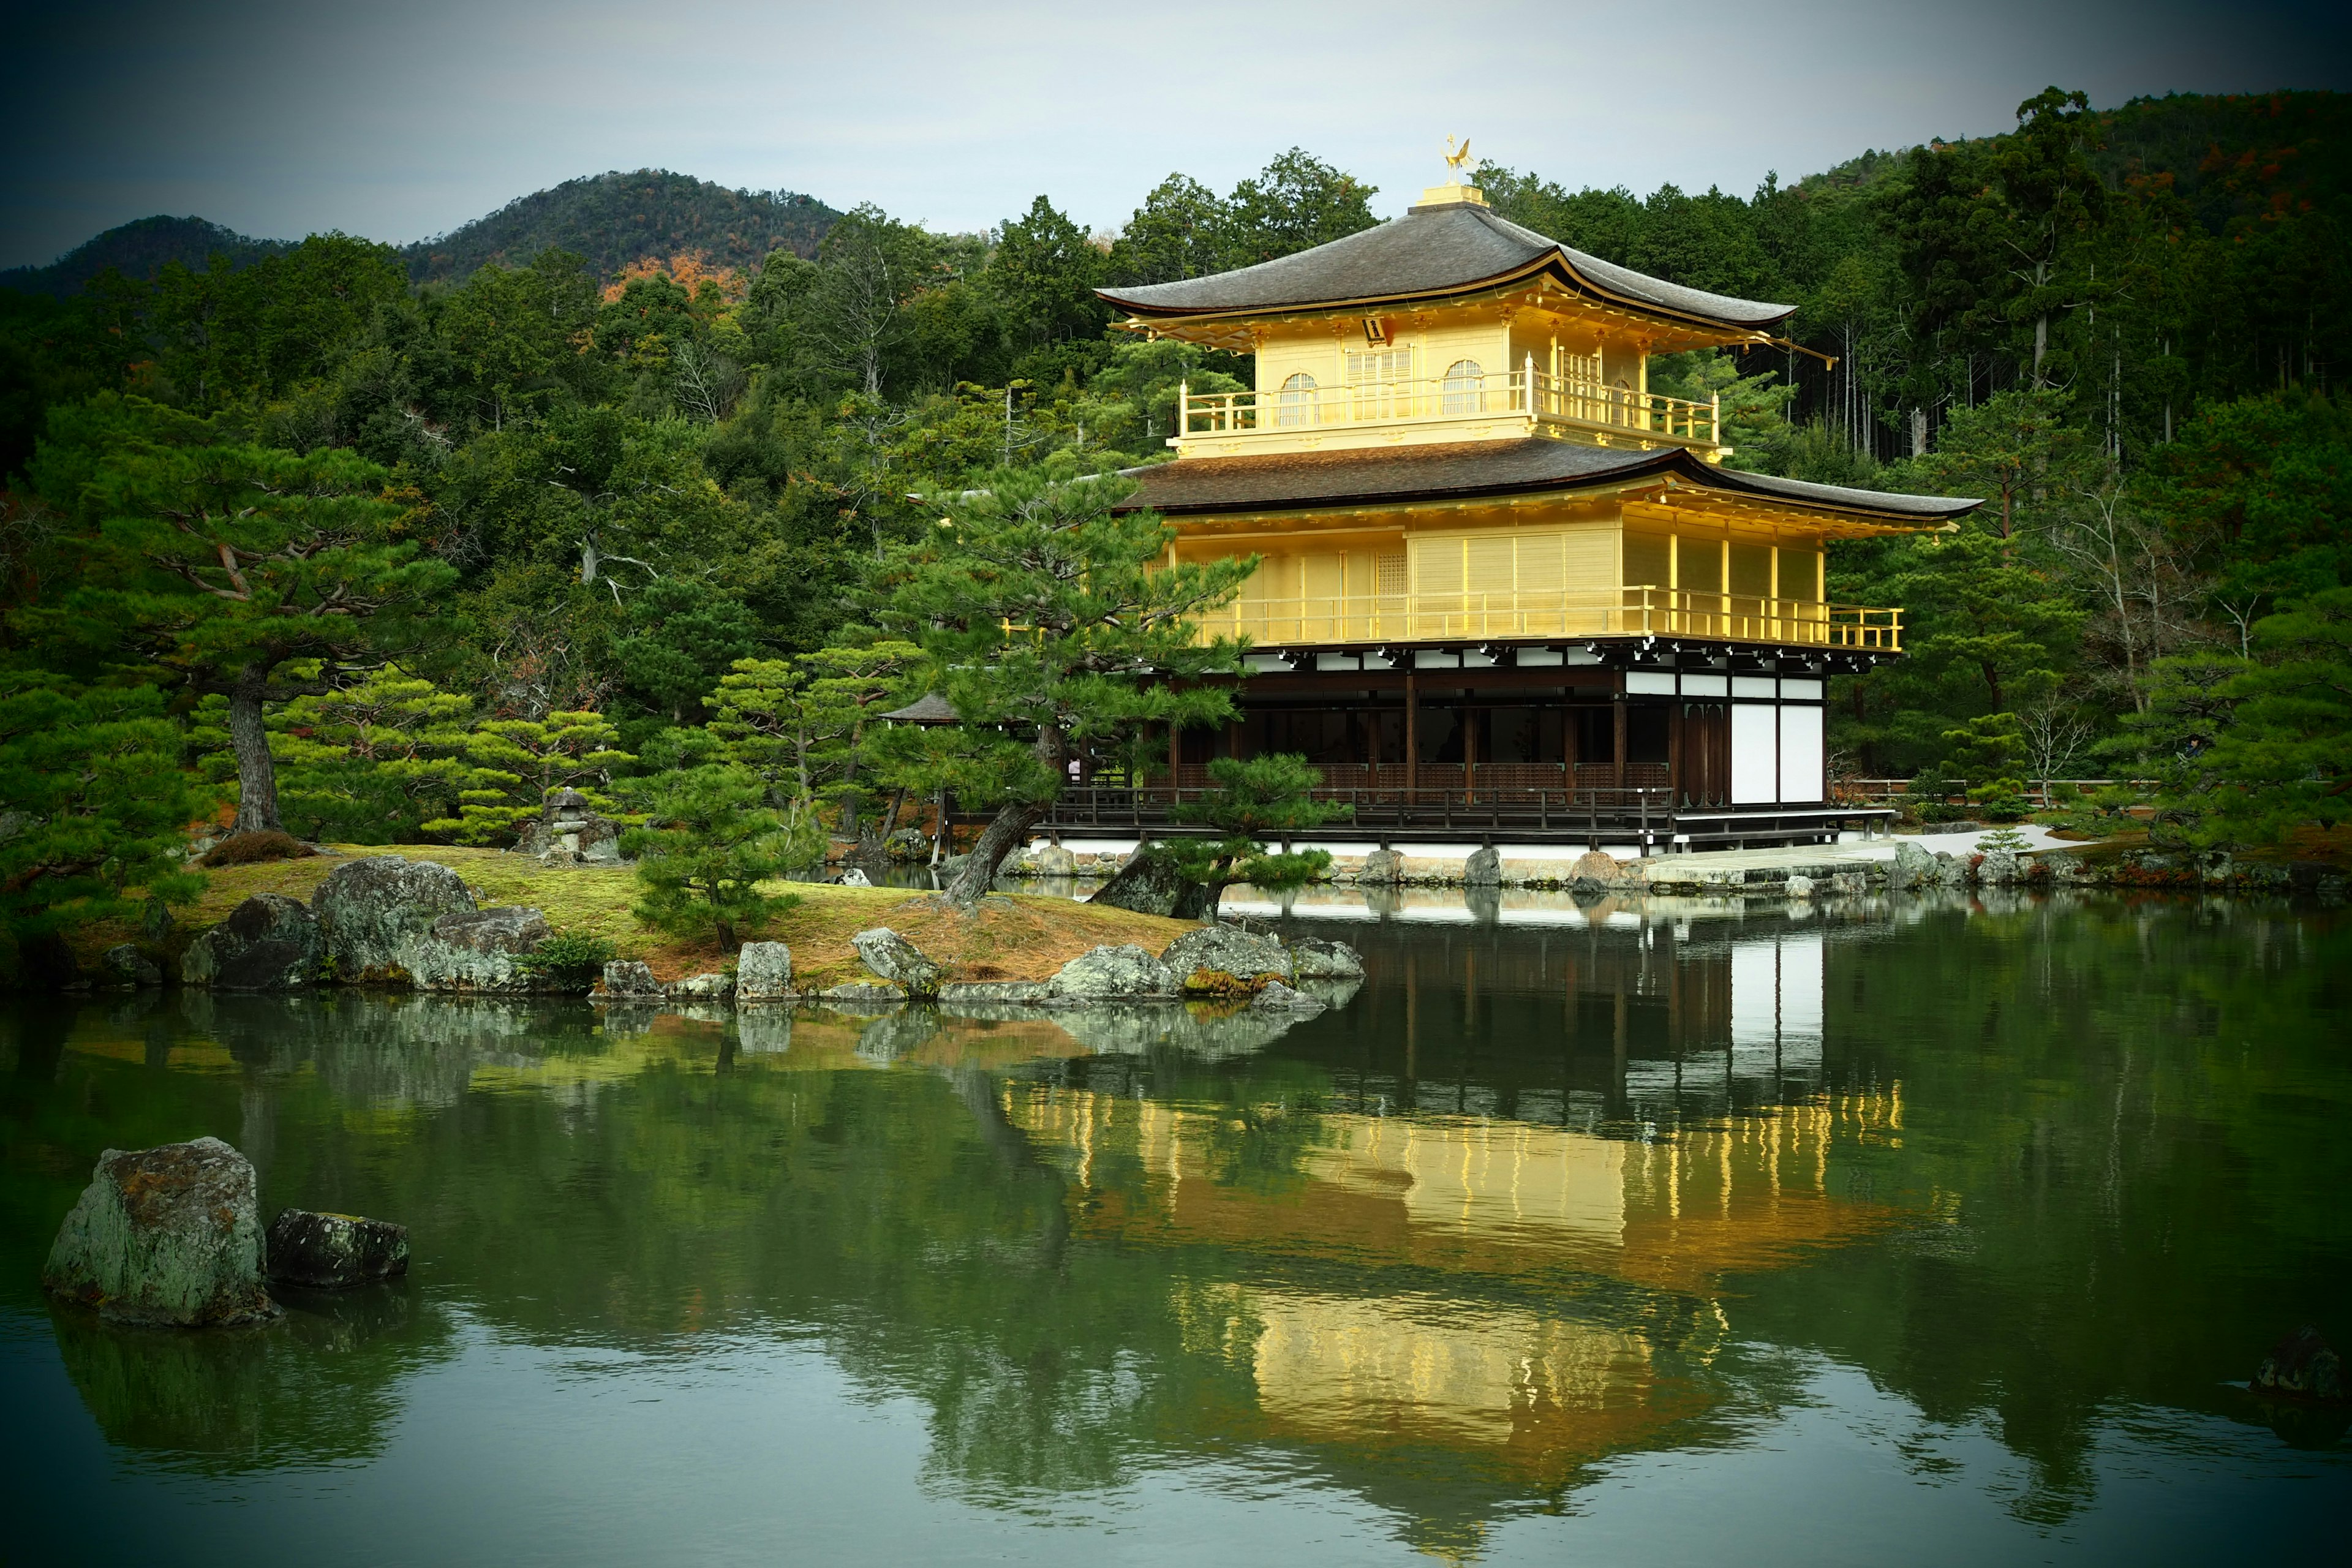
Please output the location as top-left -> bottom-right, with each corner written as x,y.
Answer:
1277,371 -> 1319,428
1608,375 -> 1633,428
1441,359 -> 1485,416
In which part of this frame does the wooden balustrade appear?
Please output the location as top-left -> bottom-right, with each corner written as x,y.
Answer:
1178,370 -> 1720,449
1193,587 -> 1900,652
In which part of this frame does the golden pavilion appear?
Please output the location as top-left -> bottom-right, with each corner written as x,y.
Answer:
1077,164 -> 1977,848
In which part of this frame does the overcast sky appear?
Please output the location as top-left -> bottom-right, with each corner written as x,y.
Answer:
6,0 -> 2346,268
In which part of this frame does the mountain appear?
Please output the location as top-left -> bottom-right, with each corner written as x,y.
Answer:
0,215 -> 290,298
399,169 -> 839,284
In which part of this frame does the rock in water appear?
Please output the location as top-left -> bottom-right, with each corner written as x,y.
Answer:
1289,938 -> 1365,980
417,906 -> 554,992
43,1137 -> 277,1325
1161,925 -> 1294,993
853,929 -> 942,998
1785,874 -> 1817,899
1464,845 -> 1502,887
311,856 -> 477,982
102,944 -> 164,988
1357,849 -> 1405,886
266,1209 -> 409,1289
2255,1326 -> 2346,1402
1047,944 -> 1175,1000
666,971 -> 734,1001
736,941 -> 795,1001
1088,848 -> 1216,919
1890,840 -> 1936,891
1248,979 -> 1325,1013
1569,850 -> 1621,890
179,893 -> 320,991
839,867 -> 873,888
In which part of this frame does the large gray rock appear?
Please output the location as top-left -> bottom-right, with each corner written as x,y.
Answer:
1023,844 -> 1077,876
311,857 -> 477,984
181,894 -> 320,991
1464,845 -> 1502,887
1785,874 -> 1817,899
1357,849 -> 1404,886
853,929 -> 941,998
600,959 -> 660,998
1161,924 -> 1294,993
265,1208 -> 409,1289
43,1137 -> 277,1325
736,941 -> 795,1001
1047,944 -> 1175,1001
1828,870 -> 1868,898
667,971 -> 734,1001
1088,847 -> 1216,919
1890,840 -> 1937,891
408,906 -> 553,992
1289,938 -> 1365,980
1978,849 -> 2021,886
102,944 -> 164,989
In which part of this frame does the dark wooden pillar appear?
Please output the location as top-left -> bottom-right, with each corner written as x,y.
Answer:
1613,699 -> 1627,791
1668,702 -> 1683,805
1167,720 -> 1181,787
1405,669 -> 1419,791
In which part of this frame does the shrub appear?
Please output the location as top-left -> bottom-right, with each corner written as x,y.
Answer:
199,830 -> 316,867
514,931 -> 618,993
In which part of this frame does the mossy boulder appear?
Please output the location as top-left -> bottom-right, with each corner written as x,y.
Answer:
1161,925 -> 1293,995
266,1209 -> 410,1289
43,1137 -> 277,1326
180,894 -> 319,992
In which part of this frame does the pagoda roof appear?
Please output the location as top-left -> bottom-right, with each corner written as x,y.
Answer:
1116,441 -> 1980,526
1098,201 -> 1795,334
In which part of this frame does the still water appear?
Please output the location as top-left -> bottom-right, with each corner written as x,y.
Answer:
2,892 -> 2346,1564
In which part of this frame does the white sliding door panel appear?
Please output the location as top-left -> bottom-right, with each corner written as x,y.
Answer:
1730,703 -> 1778,804
1779,704 -> 1825,804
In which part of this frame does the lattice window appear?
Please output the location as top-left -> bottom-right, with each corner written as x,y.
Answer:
1442,359 -> 1486,416
1276,372 -> 1317,428
1374,552 -> 1408,596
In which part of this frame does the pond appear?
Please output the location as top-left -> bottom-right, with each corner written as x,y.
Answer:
2,892 -> 2347,1564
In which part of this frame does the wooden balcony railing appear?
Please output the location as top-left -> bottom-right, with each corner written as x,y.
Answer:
1196,587 -> 1901,652
1178,361 -> 1722,450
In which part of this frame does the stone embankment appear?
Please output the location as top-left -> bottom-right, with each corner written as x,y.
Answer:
1000,839 -> 2345,901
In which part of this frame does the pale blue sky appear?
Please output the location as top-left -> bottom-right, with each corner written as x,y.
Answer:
5,0 -> 2346,267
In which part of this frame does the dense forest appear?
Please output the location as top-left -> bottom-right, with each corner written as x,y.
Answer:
1,88 -> 2346,969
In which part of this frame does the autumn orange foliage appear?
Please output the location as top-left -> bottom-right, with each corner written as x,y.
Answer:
600,252 -> 750,304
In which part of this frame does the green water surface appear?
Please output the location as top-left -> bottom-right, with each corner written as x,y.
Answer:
2,892 -> 2346,1564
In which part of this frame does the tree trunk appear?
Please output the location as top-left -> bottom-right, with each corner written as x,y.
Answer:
227,663 -> 284,835
943,801 -> 1046,910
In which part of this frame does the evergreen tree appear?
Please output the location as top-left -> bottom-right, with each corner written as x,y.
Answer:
26,395 -> 454,834
0,674 -> 209,956
880,471 -> 1255,908
1156,754 -> 1352,913
622,764 -> 813,950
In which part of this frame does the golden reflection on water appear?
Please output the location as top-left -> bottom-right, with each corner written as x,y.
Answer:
1005,1084 -> 1902,1479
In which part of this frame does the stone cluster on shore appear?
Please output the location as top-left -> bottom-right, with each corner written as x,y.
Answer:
602,919 -> 1365,1013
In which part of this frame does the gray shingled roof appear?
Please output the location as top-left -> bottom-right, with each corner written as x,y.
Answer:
1099,202 -> 1795,331
1117,440 -> 1978,523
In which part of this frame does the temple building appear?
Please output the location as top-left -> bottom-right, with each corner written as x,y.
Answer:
1074,164 -> 1977,849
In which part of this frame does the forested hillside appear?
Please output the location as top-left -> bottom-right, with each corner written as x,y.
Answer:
1,92 -> 2346,970
401,170 -> 839,284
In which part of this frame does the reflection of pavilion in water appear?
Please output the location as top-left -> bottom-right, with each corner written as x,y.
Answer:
1005,1065 -> 1897,1523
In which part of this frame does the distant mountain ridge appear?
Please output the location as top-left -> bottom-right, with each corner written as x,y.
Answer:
0,214 -> 290,298
1,170 -> 840,298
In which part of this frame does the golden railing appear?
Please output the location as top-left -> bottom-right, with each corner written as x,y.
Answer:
1178,363 -> 1721,449
1195,587 -> 1900,652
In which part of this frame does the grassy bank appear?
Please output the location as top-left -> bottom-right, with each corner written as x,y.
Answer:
85,846 -> 1196,989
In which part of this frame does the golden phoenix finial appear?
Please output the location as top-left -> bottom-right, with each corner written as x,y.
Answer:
1443,135 -> 1480,183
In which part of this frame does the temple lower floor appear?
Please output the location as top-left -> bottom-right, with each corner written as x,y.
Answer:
1023,643 -> 1885,851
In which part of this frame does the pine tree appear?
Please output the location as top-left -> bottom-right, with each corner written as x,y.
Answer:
621,764 -> 815,950
880,471 -> 1255,909
1156,754 -> 1352,913
28,395 -> 454,834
